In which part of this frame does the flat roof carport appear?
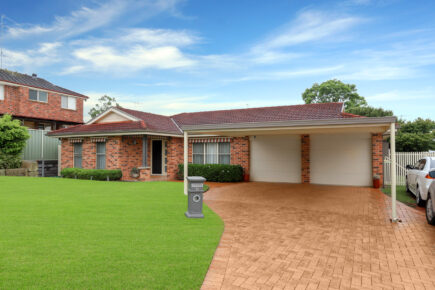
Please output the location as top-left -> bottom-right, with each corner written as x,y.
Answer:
181,116 -> 400,222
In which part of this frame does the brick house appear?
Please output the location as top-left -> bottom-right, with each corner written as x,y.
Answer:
48,103 -> 395,188
0,69 -> 88,129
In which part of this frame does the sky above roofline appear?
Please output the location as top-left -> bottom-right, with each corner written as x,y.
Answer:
1,0 -> 434,121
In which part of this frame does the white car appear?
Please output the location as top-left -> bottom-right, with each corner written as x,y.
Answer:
406,157 -> 435,207
426,170 -> 435,225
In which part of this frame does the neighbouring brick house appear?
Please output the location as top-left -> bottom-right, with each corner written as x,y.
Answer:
48,103 -> 396,187
0,69 -> 88,129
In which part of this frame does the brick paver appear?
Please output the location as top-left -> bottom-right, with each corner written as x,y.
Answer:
201,183 -> 435,290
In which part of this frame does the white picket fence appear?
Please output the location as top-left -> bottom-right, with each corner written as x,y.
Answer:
384,151 -> 435,185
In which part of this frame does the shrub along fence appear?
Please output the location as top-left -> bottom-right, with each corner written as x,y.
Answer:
61,168 -> 123,181
178,164 -> 244,182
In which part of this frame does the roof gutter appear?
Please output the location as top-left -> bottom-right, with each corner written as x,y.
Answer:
0,80 -> 88,99
181,116 -> 397,132
47,130 -> 183,138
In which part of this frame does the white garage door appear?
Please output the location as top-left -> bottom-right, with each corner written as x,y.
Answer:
250,135 -> 301,183
311,133 -> 372,186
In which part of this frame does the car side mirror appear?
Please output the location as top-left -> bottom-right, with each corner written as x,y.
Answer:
429,170 -> 435,178
406,165 -> 413,170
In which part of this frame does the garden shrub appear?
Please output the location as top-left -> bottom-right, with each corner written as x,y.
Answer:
178,164 -> 244,182
61,168 -> 122,181
0,114 -> 30,169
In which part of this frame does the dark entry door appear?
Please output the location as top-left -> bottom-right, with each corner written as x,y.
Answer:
152,140 -> 162,174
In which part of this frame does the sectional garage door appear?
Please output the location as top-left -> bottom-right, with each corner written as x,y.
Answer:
250,135 -> 301,183
311,133 -> 372,186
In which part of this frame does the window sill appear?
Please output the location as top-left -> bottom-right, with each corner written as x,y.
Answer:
61,107 -> 77,111
29,99 -> 48,104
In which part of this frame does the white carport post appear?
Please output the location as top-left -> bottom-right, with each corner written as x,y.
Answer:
390,122 -> 398,222
184,131 -> 188,195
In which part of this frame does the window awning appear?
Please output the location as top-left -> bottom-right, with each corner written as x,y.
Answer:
189,137 -> 232,143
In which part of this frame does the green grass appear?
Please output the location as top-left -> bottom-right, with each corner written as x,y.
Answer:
0,177 -> 223,289
382,185 -> 417,207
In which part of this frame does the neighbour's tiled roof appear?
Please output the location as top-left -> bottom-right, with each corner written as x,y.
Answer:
0,69 -> 88,99
48,102 -> 366,136
116,107 -> 182,134
171,103 -> 350,126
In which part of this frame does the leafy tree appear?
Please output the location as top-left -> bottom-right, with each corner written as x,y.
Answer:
346,106 -> 393,117
302,79 -> 367,110
395,132 -> 435,152
89,95 -> 119,119
0,114 -> 30,169
399,118 -> 434,134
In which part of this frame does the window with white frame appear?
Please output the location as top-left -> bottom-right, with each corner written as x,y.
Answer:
29,89 -> 48,102
96,142 -> 106,169
0,85 -> 4,100
61,95 -> 76,110
74,143 -> 83,168
192,142 -> 230,164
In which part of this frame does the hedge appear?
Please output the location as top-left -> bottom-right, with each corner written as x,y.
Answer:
61,168 -> 122,181
178,164 -> 244,182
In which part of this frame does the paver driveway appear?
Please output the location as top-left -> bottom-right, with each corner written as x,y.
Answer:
202,183 -> 435,290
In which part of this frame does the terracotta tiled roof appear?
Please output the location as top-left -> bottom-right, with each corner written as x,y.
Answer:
47,121 -> 147,136
171,103 -> 347,126
0,69 -> 88,99
116,107 -> 182,134
48,102 -> 367,136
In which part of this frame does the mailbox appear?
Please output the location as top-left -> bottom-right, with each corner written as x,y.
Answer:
185,176 -> 206,218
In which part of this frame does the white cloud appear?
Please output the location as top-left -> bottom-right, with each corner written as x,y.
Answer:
253,10 -> 364,52
225,65 -> 344,83
119,28 -> 198,47
5,0 -> 183,39
2,42 -> 63,68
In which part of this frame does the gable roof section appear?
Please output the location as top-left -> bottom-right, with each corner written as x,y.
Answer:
0,69 -> 88,99
116,107 -> 182,134
171,103 -> 349,127
48,102 -> 372,137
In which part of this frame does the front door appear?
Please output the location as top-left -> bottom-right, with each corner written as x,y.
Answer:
152,140 -> 162,174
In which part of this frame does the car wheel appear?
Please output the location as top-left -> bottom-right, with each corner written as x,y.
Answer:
426,194 -> 435,225
416,186 -> 425,207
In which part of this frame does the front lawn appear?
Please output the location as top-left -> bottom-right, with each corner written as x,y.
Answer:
382,185 -> 416,207
0,177 -> 223,289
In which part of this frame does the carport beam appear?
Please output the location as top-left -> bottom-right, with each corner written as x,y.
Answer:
184,131 -> 188,195
390,122 -> 398,222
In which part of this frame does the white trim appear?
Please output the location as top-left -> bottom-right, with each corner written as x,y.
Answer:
87,107 -> 140,125
0,81 -> 86,99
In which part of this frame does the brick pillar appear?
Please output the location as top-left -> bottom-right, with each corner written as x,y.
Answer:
372,133 -> 383,186
301,134 -> 310,183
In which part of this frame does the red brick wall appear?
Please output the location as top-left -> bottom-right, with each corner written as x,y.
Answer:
230,137 -> 250,175
0,85 -> 84,123
372,133 -> 383,186
167,137 -> 184,180
301,134 -> 310,183
60,139 -> 73,169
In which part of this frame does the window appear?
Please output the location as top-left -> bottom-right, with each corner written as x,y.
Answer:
192,142 -> 230,164
419,159 -> 427,170
74,143 -> 82,168
29,89 -> 48,102
96,142 -> 106,169
0,85 -> 4,100
61,95 -> 76,110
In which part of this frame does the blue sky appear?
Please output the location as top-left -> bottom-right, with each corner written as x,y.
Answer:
1,0 -> 434,120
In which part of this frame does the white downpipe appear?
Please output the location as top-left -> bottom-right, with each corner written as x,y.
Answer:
184,131 -> 188,195
391,122 -> 398,222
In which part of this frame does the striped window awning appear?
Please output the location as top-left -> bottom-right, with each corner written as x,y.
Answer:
189,137 -> 232,143
90,137 -> 107,143
69,138 -> 83,143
